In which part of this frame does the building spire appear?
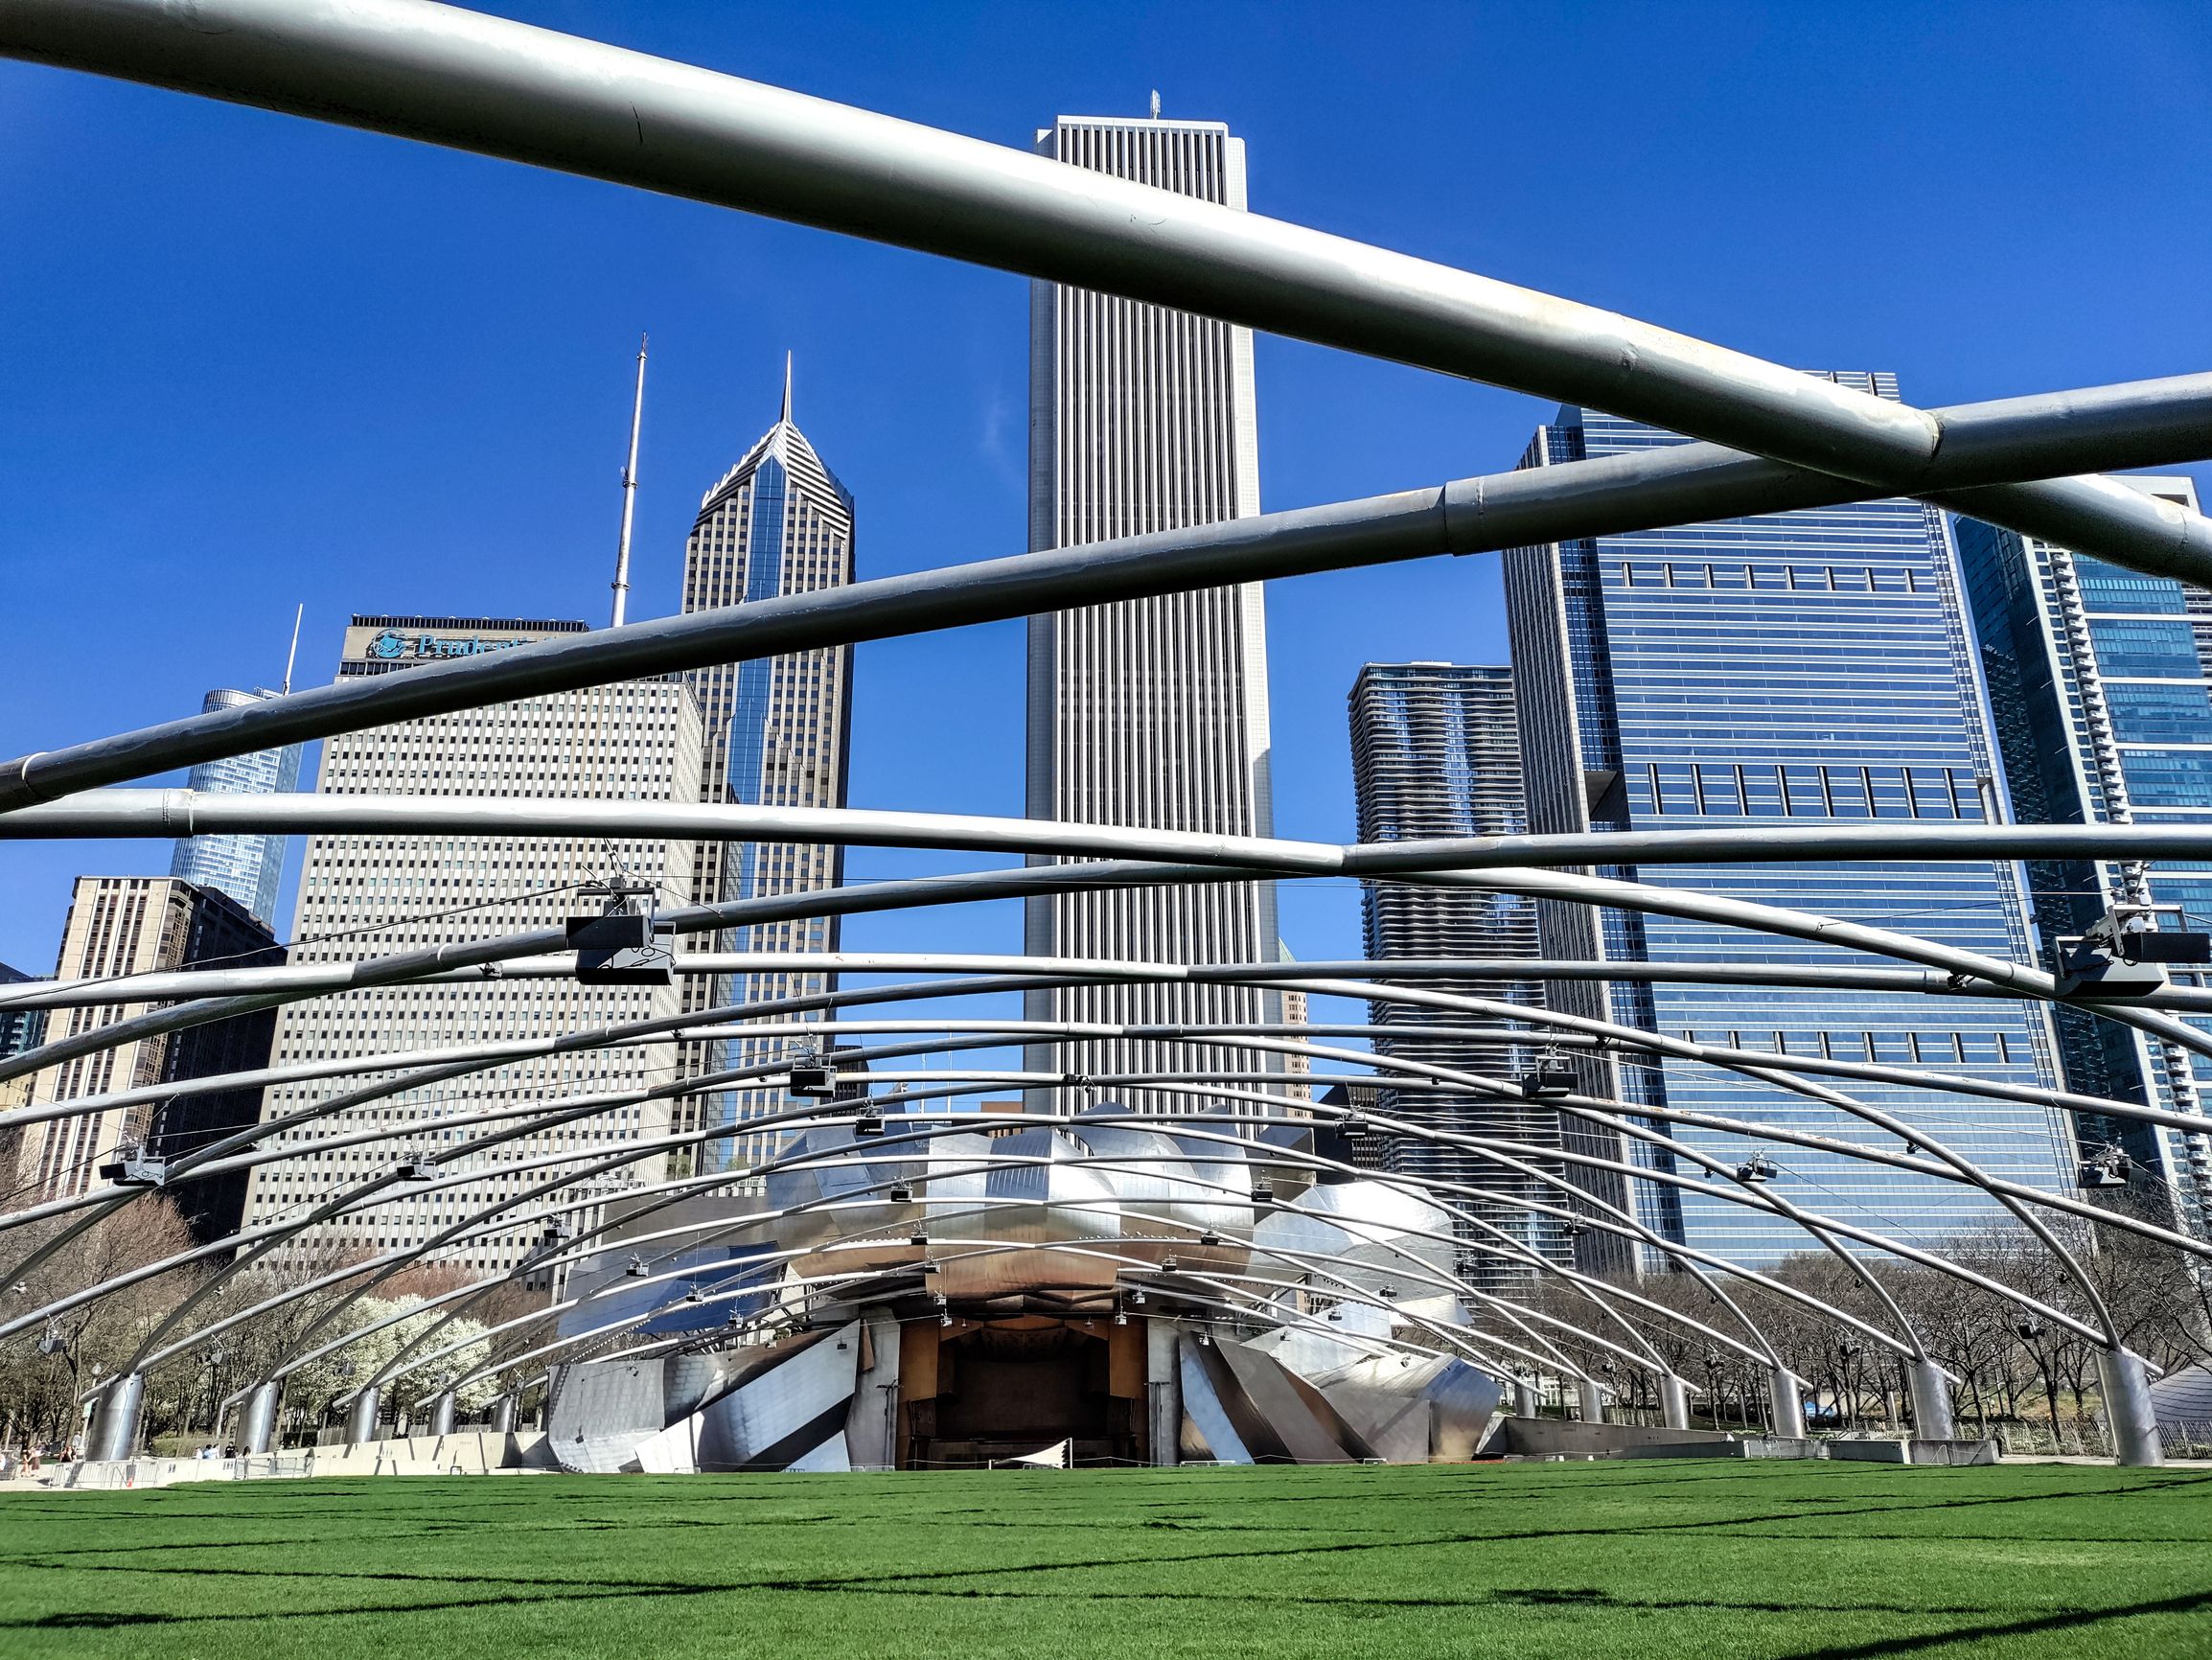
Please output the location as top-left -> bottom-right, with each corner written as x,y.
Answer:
611,333 -> 648,629
780,350 -> 793,425
281,602 -> 303,696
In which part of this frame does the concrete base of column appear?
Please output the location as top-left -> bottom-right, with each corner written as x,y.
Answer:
84,1372 -> 146,1463
1907,1357 -> 1955,1441
1578,1376 -> 1605,1424
346,1385 -> 381,1446
1768,1368 -> 1808,1440
2097,1348 -> 2165,1467
1659,1373 -> 1692,1431
241,1381 -> 281,1455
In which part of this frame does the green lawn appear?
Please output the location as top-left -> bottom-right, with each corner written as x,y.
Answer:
0,1462 -> 2207,1659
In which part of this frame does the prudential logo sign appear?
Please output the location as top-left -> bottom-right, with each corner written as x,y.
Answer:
367,630 -> 532,661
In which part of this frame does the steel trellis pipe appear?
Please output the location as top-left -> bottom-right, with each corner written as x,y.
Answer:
0,842 -> 2161,1085
8,374 -> 2212,814
23,789 -> 2212,868
13,968 -> 2207,1269
1,0 -> 2207,596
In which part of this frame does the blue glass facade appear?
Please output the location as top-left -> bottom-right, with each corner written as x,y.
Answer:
1503,375 -> 2074,1268
679,398 -> 857,1177
168,687 -> 305,930
0,958 -> 45,1062
1953,479 -> 2212,1231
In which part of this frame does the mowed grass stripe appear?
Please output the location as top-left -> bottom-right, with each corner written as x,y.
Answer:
0,1462 -> 2205,1659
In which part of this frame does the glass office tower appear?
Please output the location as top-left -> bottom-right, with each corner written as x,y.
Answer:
1348,663 -> 1566,1284
678,371 -> 856,1176
1502,374 -> 2074,1268
1954,476 -> 2212,1233
168,687 -> 304,930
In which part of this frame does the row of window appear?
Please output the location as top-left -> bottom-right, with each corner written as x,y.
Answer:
1638,761 -> 1985,818
1680,1028 -> 2024,1065
1616,562 -> 1932,593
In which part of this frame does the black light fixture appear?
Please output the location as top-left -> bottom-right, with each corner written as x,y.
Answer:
625,1255 -> 646,1278
910,1228 -> 929,1247
2079,1151 -> 2132,1188
1736,1153 -> 1778,1185
1251,1179 -> 1274,1203
789,1062 -> 838,1099
1517,1054 -> 1578,1097
1160,1255 -> 1180,1272
920,1259 -> 940,1276
939,1311 -> 954,1328
1113,1309 -> 1128,1326
1126,1287 -> 1145,1307
567,881 -> 675,985
97,1146 -> 167,1187
683,1286 -> 703,1304
889,1183 -> 913,1204
1199,1229 -> 1221,1246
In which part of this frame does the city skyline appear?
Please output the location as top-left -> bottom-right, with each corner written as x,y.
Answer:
1,0 -> 2206,1490
8,3 -> 2202,990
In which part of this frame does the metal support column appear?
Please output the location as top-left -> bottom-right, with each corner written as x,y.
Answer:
1907,1357 -> 1956,1441
84,1371 -> 146,1463
1768,1368 -> 1808,1440
489,1393 -> 518,1434
346,1385 -> 381,1446
241,1380 -> 281,1454
1578,1376 -> 1605,1424
1513,1378 -> 1541,1418
1145,1318 -> 1181,1466
1659,1373 -> 1691,1431
428,1391 -> 457,1438
2097,1348 -> 2165,1467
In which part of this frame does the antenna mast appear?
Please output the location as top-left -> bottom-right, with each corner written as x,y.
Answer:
281,603 -> 304,696
611,334 -> 648,628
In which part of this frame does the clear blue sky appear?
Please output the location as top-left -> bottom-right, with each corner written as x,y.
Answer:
2,2 -> 2208,1040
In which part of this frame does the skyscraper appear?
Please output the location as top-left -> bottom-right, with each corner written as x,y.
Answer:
1502,376 -> 2075,1268
1025,112 -> 1279,1116
241,615 -> 702,1271
0,959 -> 44,1063
1348,663 -> 1564,1282
15,876 -> 280,1240
168,687 -> 306,930
677,368 -> 856,1174
1954,476 -> 2212,1233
